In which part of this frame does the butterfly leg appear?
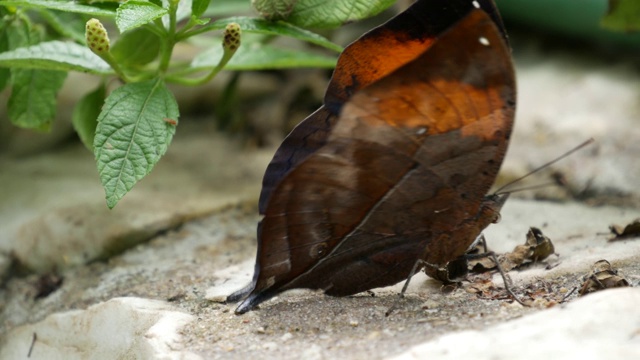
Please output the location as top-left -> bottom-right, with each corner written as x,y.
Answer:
464,235 -> 528,306
385,258 -> 426,316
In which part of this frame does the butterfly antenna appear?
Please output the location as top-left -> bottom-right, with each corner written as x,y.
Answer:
495,181 -> 560,195
494,138 -> 595,195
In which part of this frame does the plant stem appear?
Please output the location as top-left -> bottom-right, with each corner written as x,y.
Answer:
158,1 -> 178,74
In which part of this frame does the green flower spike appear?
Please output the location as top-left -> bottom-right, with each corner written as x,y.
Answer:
85,18 -> 129,81
223,23 -> 242,54
86,18 -> 110,56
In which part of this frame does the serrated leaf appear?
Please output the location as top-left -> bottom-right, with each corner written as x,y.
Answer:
205,17 -> 342,52
191,40 -> 337,70
192,0 -> 209,18
111,27 -> 161,67
602,0 -> 640,32
5,16 -> 66,130
8,69 -> 66,130
72,84 -> 106,150
287,0 -> 396,29
0,0 -> 117,17
0,41 -> 112,74
116,1 -> 167,33
94,78 -> 179,208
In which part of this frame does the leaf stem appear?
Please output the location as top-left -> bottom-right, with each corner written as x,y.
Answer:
165,47 -> 236,86
102,52 -> 132,83
175,17 -> 202,41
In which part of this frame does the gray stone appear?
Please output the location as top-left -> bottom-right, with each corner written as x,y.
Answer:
0,128 -> 273,276
391,288 -> 640,360
0,297 -> 200,360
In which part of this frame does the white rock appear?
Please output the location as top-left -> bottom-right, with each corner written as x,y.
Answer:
301,344 -> 325,360
506,56 -> 640,197
390,288 -> 640,360
204,260 -> 254,302
0,297 -> 200,360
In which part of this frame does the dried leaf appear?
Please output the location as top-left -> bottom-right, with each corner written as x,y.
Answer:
469,227 -> 556,273
609,218 -> 640,241
423,256 -> 469,284
526,227 -> 555,261
579,259 -> 630,296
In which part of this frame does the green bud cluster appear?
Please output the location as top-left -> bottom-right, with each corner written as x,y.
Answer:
85,18 -> 110,56
223,23 -> 241,52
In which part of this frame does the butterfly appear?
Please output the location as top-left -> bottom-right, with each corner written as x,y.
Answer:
228,0 -> 516,314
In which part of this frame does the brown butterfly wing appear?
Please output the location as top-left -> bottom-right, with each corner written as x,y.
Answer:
324,0 -> 509,110
233,9 -> 515,313
258,0 -> 508,214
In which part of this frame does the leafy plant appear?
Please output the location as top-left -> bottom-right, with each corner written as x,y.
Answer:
602,0 -> 640,32
0,0 -> 394,208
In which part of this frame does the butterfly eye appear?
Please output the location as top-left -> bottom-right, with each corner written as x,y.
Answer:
492,212 -> 502,224
309,242 -> 329,259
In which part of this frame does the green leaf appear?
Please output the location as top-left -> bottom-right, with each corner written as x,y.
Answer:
36,8 -> 87,43
189,15 -> 210,26
204,0 -> 252,16
4,15 -> 67,130
0,27 -> 9,92
111,27 -> 161,68
72,84 -> 106,151
116,1 -> 167,33
0,0 -> 117,17
287,0 -> 396,29
602,0 -> 640,32
191,40 -> 337,71
8,69 -> 67,130
94,78 -> 179,208
204,17 -> 342,52
5,14 -> 30,50
192,0 -> 210,18
252,0 -> 297,20
0,41 -> 112,75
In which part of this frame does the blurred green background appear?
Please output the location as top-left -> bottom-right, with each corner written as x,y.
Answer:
496,0 -> 640,49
